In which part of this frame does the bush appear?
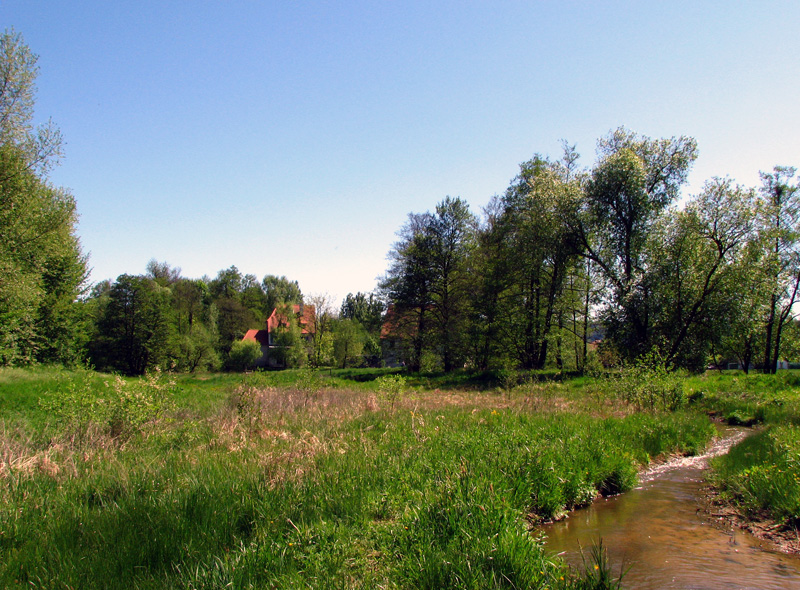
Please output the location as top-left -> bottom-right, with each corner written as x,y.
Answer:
376,373 -> 406,411
226,340 -> 262,372
616,349 -> 686,411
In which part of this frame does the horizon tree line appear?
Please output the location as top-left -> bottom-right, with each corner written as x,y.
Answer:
2,30 -> 798,376
381,129 -> 799,374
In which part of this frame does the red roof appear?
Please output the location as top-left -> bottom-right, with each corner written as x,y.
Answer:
380,304 -> 419,339
243,329 -> 269,345
266,304 -> 315,335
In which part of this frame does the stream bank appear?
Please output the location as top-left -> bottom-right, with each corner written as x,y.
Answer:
542,427 -> 800,589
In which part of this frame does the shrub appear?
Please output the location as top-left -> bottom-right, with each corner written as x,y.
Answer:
376,373 -> 406,411
226,340 -> 262,372
616,349 -> 686,411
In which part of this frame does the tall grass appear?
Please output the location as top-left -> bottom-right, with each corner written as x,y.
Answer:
0,368 -> 716,589
710,425 -> 800,525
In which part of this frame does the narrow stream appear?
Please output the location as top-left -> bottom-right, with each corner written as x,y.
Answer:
542,429 -> 800,589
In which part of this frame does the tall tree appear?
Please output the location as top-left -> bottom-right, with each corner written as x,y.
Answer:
427,197 -> 476,371
381,212 -> 437,371
93,275 -> 173,375
340,291 -> 385,334
0,30 -> 88,365
647,178 -> 756,370
578,128 -> 698,359
306,293 -> 334,367
262,275 -> 303,317
493,156 -> 582,369
759,166 -> 800,373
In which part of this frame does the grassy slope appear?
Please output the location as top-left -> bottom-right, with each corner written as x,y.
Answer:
0,367 -> 753,589
683,371 -> 800,532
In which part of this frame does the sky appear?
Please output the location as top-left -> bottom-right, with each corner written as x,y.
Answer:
1,1 -> 798,306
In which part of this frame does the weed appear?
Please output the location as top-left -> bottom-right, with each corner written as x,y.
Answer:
376,373 -> 407,411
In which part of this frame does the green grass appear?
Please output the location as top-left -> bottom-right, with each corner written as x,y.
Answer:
710,425 -> 800,526
0,367 -> 736,589
681,370 -> 800,529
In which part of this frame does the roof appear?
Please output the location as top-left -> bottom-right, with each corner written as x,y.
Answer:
266,304 -> 315,335
380,304 -> 420,339
242,329 -> 269,346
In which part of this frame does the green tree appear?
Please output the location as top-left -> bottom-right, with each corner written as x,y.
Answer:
93,275 -> 173,375
333,318 -> 366,368
145,259 -> 181,286
262,275 -> 303,316
647,178 -> 756,370
427,196 -> 477,372
269,303 -> 305,368
175,322 -> 220,372
306,294 -> 335,367
381,212 -> 437,371
0,31 -> 88,365
215,296 -> 254,354
579,128 -> 698,359
493,155 -> 583,370
758,166 -> 800,373
225,339 -> 261,372
340,291 -> 384,334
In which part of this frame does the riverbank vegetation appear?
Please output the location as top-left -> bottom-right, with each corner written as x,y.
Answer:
685,371 -> 800,548
0,366 -> 724,589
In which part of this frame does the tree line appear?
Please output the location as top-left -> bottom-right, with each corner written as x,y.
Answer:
381,132 -> 799,374
2,29 -> 798,376
0,30 -> 388,375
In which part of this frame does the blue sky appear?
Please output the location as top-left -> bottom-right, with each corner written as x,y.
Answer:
2,1 -> 798,305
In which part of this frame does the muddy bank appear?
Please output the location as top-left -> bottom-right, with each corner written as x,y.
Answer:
701,485 -> 800,556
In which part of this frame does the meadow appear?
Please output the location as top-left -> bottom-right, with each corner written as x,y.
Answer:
1,366 -> 798,589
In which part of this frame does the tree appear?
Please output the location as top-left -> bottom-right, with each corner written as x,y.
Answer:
578,128 -> 698,359
306,293 -> 335,367
225,339 -> 261,372
0,31 -> 88,365
333,318 -> 366,368
146,259 -> 181,286
262,275 -> 303,315
647,178 -> 756,370
175,322 -> 220,372
758,166 -> 800,373
427,197 -> 477,371
209,266 -> 244,300
215,296 -> 254,353
340,291 -> 384,334
381,212 -> 437,372
466,197 -> 511,370
269,303 -> 305,368
491,155 -> 583,370
0,29 -> 62,173
93,275 -> 173,375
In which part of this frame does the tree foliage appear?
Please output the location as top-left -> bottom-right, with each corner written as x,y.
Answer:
92,275 -> 173,375
0,30 -> 88,366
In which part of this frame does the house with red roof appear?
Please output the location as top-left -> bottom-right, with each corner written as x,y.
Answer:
242,304 -> 315,367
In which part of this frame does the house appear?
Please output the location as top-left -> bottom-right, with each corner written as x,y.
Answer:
380,304 -> 421,368
242,304 -> 315,368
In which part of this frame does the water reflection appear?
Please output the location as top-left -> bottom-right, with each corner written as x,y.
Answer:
542,432 -> 800,589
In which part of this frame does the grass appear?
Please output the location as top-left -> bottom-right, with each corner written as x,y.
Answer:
0,366 -> 770,589
681,370 -> 800,530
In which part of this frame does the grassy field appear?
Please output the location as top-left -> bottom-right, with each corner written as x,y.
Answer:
0,366 -> 796,588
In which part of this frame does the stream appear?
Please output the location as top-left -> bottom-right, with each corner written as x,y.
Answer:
542,428 -> 800,589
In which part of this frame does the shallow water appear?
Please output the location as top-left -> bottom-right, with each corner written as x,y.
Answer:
542,429 -> 800,589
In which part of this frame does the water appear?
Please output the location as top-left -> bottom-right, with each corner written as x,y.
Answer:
542,429 -> 800,589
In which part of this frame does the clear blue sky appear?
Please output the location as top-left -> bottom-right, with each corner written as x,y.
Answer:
2,1 -> 798,305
